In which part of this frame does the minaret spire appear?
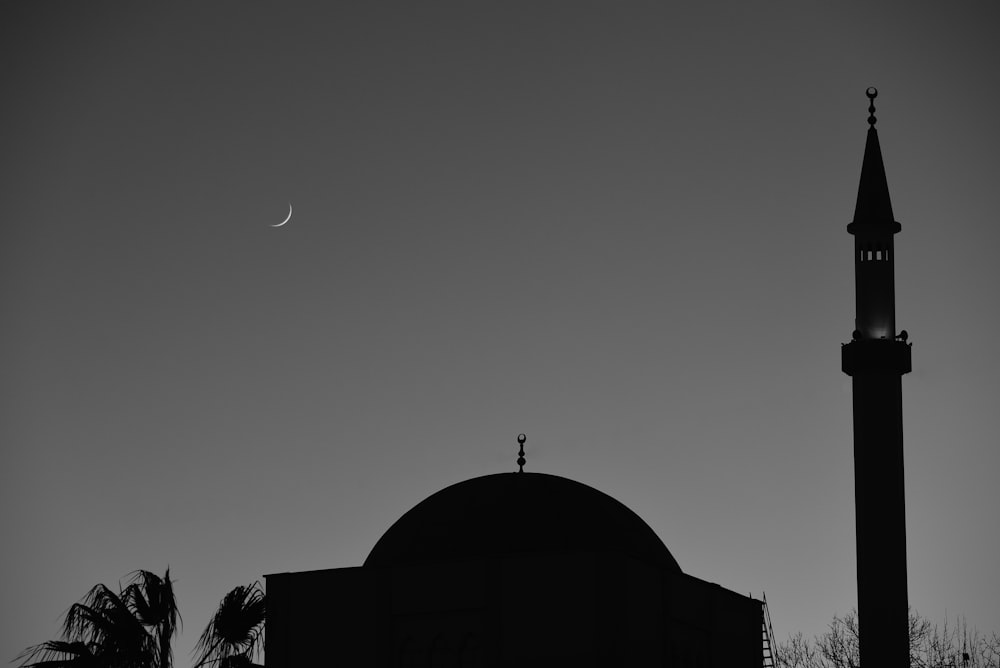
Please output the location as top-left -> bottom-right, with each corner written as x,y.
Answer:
842,88 -> 912,668
852,88 -> 896,228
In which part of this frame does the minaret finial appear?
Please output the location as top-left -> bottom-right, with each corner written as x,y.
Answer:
866,87 -> 878,126
516,433 -> 526,473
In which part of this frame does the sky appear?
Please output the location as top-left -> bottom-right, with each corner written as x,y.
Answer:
2,1 -> 999,663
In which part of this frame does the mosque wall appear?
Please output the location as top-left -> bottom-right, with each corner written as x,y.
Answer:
265,552 -> 761,668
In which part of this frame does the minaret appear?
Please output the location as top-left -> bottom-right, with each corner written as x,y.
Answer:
842,87 -> 912,668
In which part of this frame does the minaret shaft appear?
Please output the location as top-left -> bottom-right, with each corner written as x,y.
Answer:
851,374 -> 909,667
841,89 -> 911,668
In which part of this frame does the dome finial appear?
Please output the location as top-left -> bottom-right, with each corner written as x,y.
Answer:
516,433 -> 526,472
866,87 -> 878,126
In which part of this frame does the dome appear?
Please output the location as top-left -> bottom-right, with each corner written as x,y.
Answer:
364,472 -> 680,571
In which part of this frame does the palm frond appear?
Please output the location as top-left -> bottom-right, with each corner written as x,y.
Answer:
192,583 -> 265,668
65,587 -> 150,666
123,570 -> 180,632
14,640 -> 100,668
61,585 -> 128,643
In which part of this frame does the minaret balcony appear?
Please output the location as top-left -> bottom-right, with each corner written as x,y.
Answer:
847,219 -> 901,235
842,338 -> 912,376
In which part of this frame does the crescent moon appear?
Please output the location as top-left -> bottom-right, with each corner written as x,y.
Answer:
271,203 -> 292,227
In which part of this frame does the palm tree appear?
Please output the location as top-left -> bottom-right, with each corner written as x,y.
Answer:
16,569 -> 180,668
192,582 -> 265,668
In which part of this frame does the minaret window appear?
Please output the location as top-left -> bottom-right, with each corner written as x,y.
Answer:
876,250 -> 882,260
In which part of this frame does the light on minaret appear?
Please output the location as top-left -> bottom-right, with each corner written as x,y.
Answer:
841,87 -> 912,668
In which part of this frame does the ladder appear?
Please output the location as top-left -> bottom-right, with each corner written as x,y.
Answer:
762,592 -> 778,668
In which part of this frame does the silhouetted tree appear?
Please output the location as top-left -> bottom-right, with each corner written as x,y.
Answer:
777,610 -> 1000,668
192,583 -> 265,668
16,570 -> 179,668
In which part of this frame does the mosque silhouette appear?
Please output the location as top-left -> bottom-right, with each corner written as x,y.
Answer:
263,90 -> 911,668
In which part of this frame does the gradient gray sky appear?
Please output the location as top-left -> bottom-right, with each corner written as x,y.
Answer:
3,2 -> 999,663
